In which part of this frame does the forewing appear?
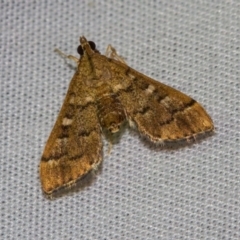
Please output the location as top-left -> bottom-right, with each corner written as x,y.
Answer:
106,59 -> 214,143
40,74 -> 102,195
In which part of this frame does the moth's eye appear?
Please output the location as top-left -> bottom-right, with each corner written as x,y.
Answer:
88,41 -> 96,50
77,45 -> 84,56
77,41 -> 96,56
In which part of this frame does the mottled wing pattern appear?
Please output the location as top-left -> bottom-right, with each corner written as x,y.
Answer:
40,37 -> 214,195
106,59 -> 214,143
40,73 -> 102,195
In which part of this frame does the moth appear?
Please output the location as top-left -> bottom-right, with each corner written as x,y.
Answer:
40,36 -> 214,195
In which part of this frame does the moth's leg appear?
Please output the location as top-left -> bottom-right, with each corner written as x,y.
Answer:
107,140 -> 113,155
54,48 -> 79,63
105,45 -> 127,64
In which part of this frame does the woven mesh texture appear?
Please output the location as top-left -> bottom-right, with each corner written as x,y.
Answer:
0,1 -> 239,239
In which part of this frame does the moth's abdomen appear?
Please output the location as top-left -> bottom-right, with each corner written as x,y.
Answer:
97,94 -> 126,133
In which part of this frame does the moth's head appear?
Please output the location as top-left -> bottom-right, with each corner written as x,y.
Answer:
77,36 -> 100,56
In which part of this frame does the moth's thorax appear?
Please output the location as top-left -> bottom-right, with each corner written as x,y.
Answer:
96,85 -> 126,133
78,52 -> 126,133
79,53 -> 112,81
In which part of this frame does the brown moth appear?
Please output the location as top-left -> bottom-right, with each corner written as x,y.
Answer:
40,36 -> 214,195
